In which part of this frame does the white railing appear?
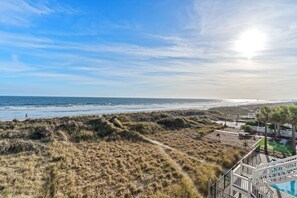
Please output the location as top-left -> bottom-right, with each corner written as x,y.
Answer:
242,163 -> 256,177
253,155 -> 297,185
233,173 -> 249,192
251,180 -> 273,198
232,172 -> 273,198
232,162 -> 273,198
228,145 -> 297,197
256,155 -> 297,170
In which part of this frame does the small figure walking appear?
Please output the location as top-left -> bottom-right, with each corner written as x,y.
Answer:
25,113 -> 28,118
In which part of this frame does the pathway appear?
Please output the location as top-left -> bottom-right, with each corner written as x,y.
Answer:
139,134 -> 203,196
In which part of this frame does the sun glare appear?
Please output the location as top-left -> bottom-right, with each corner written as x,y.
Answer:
234,29 -> 266,58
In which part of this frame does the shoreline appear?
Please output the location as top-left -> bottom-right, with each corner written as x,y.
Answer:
1,95 -> 295,121
1,101 -> 294,122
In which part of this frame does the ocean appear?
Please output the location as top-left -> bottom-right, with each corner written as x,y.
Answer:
0,96 -> 275,121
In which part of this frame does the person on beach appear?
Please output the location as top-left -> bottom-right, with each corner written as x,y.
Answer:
25,113 -> 28,118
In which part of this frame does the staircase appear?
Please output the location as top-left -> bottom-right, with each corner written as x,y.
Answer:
231,162 -> 274,198
231,155 -> 297,198
210,145 -> 297,198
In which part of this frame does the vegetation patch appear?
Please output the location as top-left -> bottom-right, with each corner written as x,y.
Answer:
0,140 -> 36,155
0,110 -> 244,197
167,149 -> 221,196
148,129 -> 242,168
256,139 -> 293,156
126,121 -> 162,134
241,124 -> 253,133
157,117 -> 192,130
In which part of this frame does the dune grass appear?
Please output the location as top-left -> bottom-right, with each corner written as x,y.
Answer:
0,110 -> 244,197
0,140 -> 199,197
148,129 -> 242,168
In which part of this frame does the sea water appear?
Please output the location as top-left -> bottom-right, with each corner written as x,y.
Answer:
0,96 -> 276,121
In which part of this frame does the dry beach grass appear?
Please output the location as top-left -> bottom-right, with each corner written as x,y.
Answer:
0,109 -> 257,197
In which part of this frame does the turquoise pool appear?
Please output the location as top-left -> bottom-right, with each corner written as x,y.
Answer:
271,180 -> 297,196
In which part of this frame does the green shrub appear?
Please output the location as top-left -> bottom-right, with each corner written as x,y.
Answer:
243,141 -> 248,148
268,124 -> 275,130
240,125 -> 253,133
246,120 -> 267,128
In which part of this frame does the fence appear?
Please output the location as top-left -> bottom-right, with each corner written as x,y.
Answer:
251,126 -> 297,138
209,145 -> 261,198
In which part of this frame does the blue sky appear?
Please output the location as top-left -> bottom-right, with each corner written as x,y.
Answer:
0,0 -> 297,99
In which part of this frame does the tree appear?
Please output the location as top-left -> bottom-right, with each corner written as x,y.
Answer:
288,105 -> 297,155
258,106 -> 272,154
271,107 -> 282,138
278,106 -> 290,137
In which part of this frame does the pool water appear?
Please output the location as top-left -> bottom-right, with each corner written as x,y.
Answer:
271,180 -> 297,196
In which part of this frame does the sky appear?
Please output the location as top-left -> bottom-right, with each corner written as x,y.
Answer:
0,0 -> 297,99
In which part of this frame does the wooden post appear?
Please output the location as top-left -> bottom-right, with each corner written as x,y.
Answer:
230,169 -> 234,197
240,160 -> 243,173
248,177 -> 252,198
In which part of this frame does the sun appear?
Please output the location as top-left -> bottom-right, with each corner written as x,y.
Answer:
234,29 -> 266,58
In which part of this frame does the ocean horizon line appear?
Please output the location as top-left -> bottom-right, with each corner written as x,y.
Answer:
0,95 -> 290,101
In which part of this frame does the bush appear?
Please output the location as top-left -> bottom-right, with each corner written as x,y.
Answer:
243,141 -> 248,148
57,121 -> 82,133
12,119 -> 19,123
0,122 -> 16,130
127,122 -> 162,134
30,126 -> 53,140
89,118 -> 118,137
246,120 -> 267,128
268,123 -> 275,130
157,117 -> 191,130
240,125 -> 253,133
0,140 -> 36,154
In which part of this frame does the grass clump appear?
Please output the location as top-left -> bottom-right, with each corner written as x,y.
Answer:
89,118 -> 119,137
109,116 -> 125,129
30,126 -> 53,141
0,140 -> 36,155
127,121 -> 162,134
157,117 -> 191,130
74,130 -> 95,142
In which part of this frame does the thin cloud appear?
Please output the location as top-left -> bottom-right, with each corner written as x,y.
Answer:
0,0 -> 76,26
0,0 -> 297,99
